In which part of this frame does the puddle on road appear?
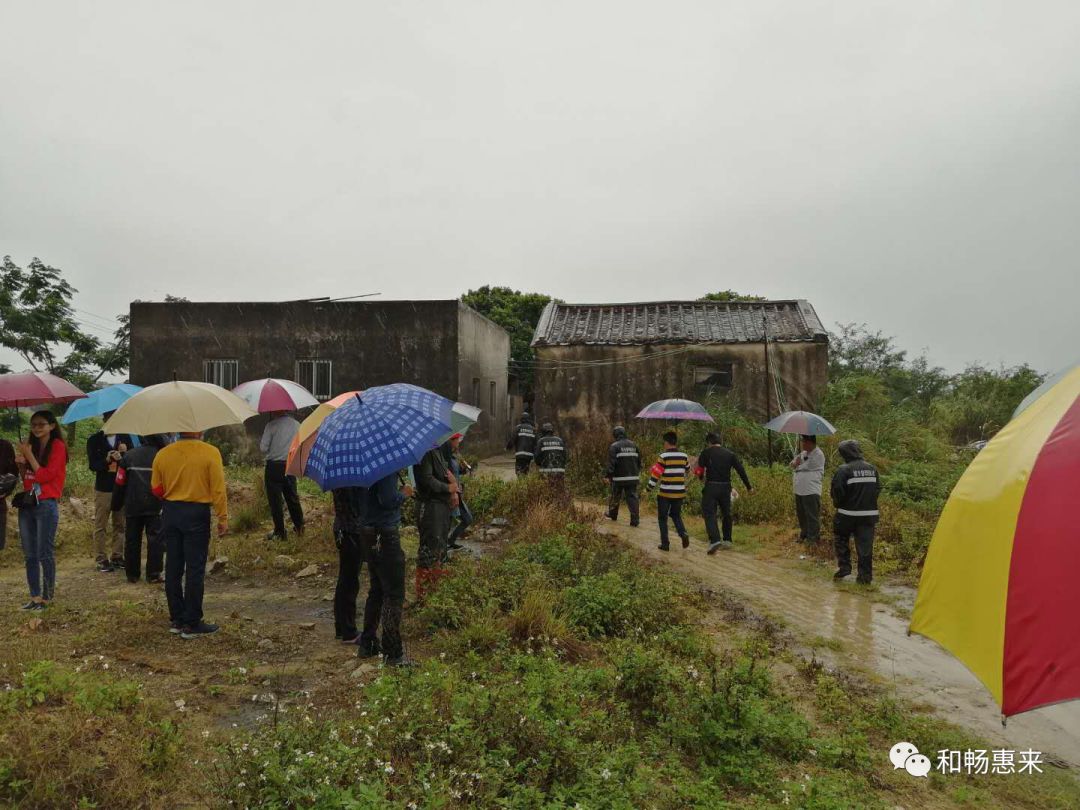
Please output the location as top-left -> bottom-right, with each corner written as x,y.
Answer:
600,517 -> 1080,769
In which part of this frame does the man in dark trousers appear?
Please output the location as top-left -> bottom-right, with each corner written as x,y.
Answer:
695,432 -> 753,554
260,411 -> 305,541
152,431 -> 229,639
358,471 -> 414,665
112,434 -> 169,584
413,445 -> 458,601
332,486 -> 366,643
0,438 -> 18,551
507,413 -> 538,478
87,418 -> 135,571
830,439 -> 881,585
604,425 -> 641,527
535,422 -> 568,482
791,435 -> 826,544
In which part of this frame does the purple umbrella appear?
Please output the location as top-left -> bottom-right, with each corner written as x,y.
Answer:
635,398 -> 714,423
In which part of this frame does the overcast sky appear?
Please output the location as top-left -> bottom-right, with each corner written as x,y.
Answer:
2,1 -> 1078,374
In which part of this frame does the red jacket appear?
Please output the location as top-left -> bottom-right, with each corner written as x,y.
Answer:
23,439 -> 67,501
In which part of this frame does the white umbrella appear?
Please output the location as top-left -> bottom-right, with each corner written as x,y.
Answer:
104,380 -> 258,435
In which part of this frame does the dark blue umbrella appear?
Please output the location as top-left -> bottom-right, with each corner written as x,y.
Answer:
305,383 -> 454,490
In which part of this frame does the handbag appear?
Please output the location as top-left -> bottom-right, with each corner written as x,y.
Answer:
12,487 -> 39,510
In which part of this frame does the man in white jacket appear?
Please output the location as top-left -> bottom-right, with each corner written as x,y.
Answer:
791,435 -> 825,544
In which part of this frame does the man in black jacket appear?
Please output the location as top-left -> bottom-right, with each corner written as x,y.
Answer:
604,425 -> 641,526
695,433 -> 753,554
830,440 -> 881,584
507,413 -> 537,478
332,486 -> 366,643
413,446 -> 459,601
112,434 -> 168,583
88,418 -> 135,572
535,423 -> 567,479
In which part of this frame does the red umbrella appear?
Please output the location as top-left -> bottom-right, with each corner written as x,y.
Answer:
232,378 -> 319,413
0,371 -> 86,438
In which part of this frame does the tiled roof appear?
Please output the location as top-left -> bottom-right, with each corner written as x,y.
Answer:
530,300 -> 826,347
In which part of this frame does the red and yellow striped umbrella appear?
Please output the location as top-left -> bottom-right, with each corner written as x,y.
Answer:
910,365 -> 1080,717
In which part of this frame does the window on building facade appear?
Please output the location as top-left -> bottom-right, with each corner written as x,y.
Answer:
489,381 -> 497,420
296,359 -> 333,400
693,364 -> 733,391
203,359 -> 239,390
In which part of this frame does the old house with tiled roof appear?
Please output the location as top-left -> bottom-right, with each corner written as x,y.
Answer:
528,300 -> 828,431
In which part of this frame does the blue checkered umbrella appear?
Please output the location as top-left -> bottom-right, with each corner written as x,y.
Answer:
305,383 -> 454,490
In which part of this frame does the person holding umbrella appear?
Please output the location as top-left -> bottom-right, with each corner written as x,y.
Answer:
86,413 -> 135,572
791,435 -> 826,544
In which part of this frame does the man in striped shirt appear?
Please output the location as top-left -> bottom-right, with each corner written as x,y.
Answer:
646,431 -> 690,551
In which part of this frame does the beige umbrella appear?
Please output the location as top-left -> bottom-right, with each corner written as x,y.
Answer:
103,380 -> 258,435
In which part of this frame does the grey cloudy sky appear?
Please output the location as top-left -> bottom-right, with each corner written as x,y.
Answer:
2,1 -> 1078,373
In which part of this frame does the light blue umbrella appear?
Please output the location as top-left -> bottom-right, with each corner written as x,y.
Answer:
306,383 -> 454,490
61,383 -> 143,424
763,410 -> 837,436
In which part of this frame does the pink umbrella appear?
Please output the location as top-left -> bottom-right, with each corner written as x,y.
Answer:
0,371 -> 86,438
232,378 -> 319,413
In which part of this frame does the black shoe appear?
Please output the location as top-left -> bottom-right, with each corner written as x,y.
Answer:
630,521 -> 640,528
96,558 -> 113,573
180,622 -> 220,639
340,633 -> 359,644
383,654 -> 415,668
110,556 -> 125,569
265,531 -> 285,542
357,638 -> 381,658
833,569 -> 851,580
606,511 -> 617,521
657,544 -> 670,551
680,535 -> 690,549
856,576 -> 872,585
447,541 -> 464,550
707,541 -> 723,555
169,621 -> 183,634
127,577 -> 139,584
27,602 -> 47,611
20,601 -> 39,610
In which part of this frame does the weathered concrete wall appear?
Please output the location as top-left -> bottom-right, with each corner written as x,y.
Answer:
531,341 -> 828,433
455,304 -> 511,453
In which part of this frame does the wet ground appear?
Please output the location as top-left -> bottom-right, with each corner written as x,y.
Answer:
475,455 -> 1080,770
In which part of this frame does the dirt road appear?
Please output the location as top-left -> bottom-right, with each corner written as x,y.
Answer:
476,455 -> 1080,770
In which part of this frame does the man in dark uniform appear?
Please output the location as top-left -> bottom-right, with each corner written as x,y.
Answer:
535,423 -> 568,501
695,432 -> 753,554
112,434 -> 169,583
507,413 -> 538,478
830,439 -> 881,585
604,425 -> 641,526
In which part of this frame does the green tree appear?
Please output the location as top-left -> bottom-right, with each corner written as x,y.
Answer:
699,290 -> 767,302
461,286 -> 554,389
0,256 -> 128,389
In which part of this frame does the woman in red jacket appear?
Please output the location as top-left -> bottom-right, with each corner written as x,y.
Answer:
15,410 -> 67,610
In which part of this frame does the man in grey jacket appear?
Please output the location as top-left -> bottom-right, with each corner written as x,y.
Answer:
260,411 -> 304,541
791,435 -> 825,544
413,446 -> 459,601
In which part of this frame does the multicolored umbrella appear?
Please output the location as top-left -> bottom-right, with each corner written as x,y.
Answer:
1012,361 -> 1077,421
305,384 -> 453,490
763,410 -> 836,436
232,378 -> 319,413
103,380 -> 258,434
436,402 -> 482,445
635,398 -> 714,423
910,364 -> 1080,717
61,383 -> 143,423
285,390 -> 361,476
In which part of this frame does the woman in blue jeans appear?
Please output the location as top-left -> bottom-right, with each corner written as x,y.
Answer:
15,411 -> 68,611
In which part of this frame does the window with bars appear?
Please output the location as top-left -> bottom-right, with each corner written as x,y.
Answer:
693,364 -> 733,391
296,359 -> 333,400
203,359 -> 239,390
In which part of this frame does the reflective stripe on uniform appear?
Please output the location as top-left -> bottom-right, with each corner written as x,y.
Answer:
540,468 -> 566,474
616,451 -> 639,458
612,476 -> 639,483
848,477 -> 878,484
837,508 -> 879,516
515,452 -> 535,458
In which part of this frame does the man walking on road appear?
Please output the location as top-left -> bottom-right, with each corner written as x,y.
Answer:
605,425 -> 641,527
646,431 -> 690,551
260,411 -> 305,540
152,431 -> 229,639
791,435 -> 825,544
831,439 -> 881,585
695,432 -> 753,554
507,413 -> 538,478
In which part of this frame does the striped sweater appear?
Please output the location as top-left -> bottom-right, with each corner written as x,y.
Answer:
646,450 -> 690,499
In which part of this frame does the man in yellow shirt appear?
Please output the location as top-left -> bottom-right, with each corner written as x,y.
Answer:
151,432 -> 228,639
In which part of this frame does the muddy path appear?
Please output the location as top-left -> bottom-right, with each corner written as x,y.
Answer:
476,454 -> 1080,770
